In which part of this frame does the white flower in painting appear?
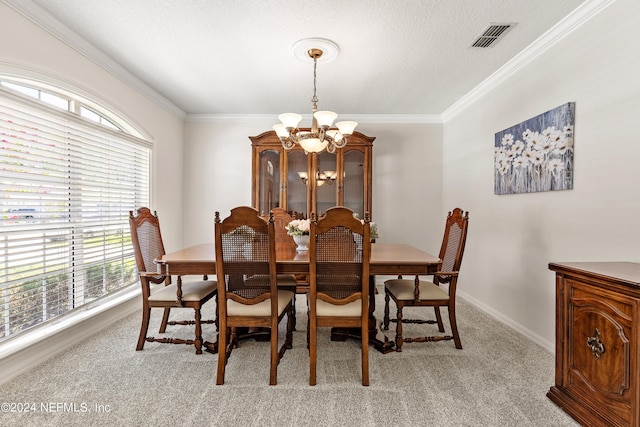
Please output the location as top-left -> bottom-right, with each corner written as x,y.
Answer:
512,156 -> 529,169
547,158 -> 565,174
530,151 -> 545,165
501,133 -> 514,146
563,125 -> 573,135
553,136 -> 574,155
522,129 -> 533,142
495,146 -> 506,157
523,147 -> 536,162
542,126 -> 558,139
505,147 -> 517,161
512,140 -> 525,154
498,164 -> 509,175
529,132 -> 547,151
495,153 -> 508,170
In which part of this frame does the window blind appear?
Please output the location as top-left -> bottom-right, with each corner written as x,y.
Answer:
0,90 -> 150,341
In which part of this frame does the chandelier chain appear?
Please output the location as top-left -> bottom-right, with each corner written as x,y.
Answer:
311,57 -> 318,107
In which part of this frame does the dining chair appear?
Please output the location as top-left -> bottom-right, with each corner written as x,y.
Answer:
382,208 -> 469,351
128,207 -> 217,354
308,206 -> 371,386
214,206 -> 295,385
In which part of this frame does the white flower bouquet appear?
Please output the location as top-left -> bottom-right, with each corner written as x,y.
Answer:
285,219 -> 310,237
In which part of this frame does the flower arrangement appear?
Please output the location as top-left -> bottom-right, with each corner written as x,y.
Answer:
285,219 -> 310,237
369,222 -> 379,240
353,213 -> 379,240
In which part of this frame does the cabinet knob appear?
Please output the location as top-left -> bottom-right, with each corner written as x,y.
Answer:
586,328 -> 606,359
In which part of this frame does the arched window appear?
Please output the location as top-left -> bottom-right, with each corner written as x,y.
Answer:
0,79 -> 150,341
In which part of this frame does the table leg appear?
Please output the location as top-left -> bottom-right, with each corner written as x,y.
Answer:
330,275 -> 395,353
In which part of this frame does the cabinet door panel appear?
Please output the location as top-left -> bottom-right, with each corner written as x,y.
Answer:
343,149 -> 365,217
257,149 -> 280,215
286,150 -> 308,215
567,282 -> 634,425
316,151 -> 337,215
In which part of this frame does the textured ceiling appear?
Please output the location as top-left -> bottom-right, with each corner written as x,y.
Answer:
13,0 -> 587,117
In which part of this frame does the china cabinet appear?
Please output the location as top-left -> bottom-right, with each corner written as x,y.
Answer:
250,130 -> 374,218
548,262 -> 640,427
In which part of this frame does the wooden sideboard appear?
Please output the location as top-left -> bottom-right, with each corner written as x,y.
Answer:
548,262 -> 640,427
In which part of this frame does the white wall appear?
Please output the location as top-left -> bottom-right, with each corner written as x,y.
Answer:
0,3 -> 185,249
442,0 -> 640,350
183,120 -> 444,257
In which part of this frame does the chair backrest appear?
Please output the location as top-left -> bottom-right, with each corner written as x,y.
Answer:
267,207 -> 297,258
310,207 -> 370,301
215,206 -> 276,306
129,207 -> 166,285
434,208 -> 469,285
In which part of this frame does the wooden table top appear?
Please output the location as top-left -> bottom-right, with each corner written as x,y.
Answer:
156,242 -> 440,276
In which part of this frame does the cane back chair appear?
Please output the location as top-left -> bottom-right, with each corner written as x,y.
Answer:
308,206 -> 371,386
383,208 -> 469,351
214,206 -> 295,385
129,207 -> 217,354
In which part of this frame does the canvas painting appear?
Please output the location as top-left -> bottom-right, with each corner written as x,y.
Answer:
494,102 -> 575,195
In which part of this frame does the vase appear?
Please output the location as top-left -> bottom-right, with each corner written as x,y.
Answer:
293,234 -> 310,252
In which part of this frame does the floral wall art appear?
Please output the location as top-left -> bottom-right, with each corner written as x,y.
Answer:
494,102 -> 575,195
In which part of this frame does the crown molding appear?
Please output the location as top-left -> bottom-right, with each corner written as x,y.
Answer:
3,0 -> 186,119
441,0 -> 616,123
186,113 -> 442,124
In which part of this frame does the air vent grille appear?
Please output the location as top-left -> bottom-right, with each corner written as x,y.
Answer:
471,23 -> 515,48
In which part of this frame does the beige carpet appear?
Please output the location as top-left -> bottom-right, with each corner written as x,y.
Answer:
0,287 -> 578,426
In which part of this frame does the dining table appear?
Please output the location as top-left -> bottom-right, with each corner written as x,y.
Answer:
155,242 -> 441,353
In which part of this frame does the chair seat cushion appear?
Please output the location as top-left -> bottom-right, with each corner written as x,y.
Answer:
227,290 -> 294,316
148,280 -> 217,302
316,298 -> 362,317
384,279 -> 449,301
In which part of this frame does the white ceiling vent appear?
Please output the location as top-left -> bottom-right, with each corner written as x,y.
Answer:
471,23 -> 516,48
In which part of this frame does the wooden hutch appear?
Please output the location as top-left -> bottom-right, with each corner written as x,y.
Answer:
250,130 -> 374,218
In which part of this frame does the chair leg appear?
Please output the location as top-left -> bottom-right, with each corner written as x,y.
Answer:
383,290 -> 390,330
361,321 -> 369,386
137,307 -> 151,351
395,303 -> 404,352
159,307 -> 171,333
449,303 -> 462,349
285,303 -> 294,349
309,318 -> 317,385
291,294 -> 297,331
216,327 -> 228,385
270,317 -> 278,386
434,306 -> 445,332
193,308 -> 203,355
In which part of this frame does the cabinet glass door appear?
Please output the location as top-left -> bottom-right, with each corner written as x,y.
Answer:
286,150 -> 308,215
257,149 -> 280,216
316,151 -> 337,216
343,149 -> 365,217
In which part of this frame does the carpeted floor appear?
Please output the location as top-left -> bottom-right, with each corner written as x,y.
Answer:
1,287 -> 578,426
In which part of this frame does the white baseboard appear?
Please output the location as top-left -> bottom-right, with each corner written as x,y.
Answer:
457,290 -> 554,353
0,287 -> 140,385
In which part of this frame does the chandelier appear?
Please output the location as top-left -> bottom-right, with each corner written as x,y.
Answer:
273,39 -> 357,154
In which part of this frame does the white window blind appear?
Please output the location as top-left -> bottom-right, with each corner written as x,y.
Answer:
0,89 -> 150,341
